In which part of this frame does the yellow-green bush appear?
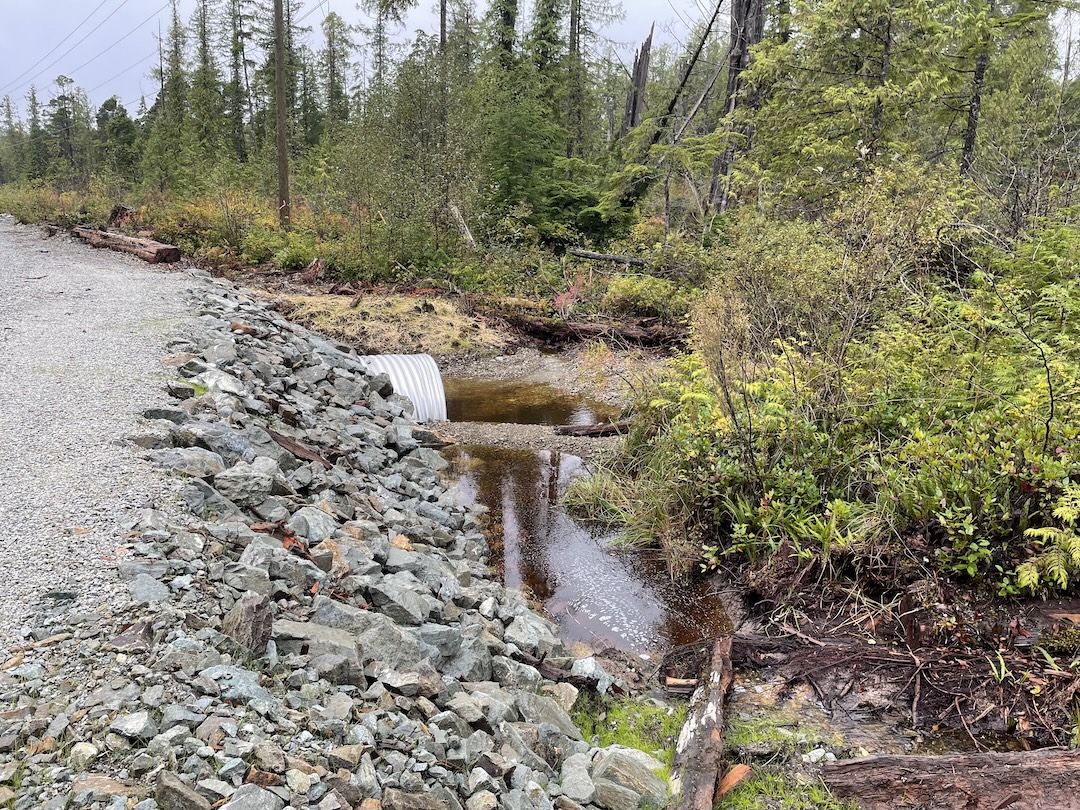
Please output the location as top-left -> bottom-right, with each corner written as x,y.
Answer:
602,274 -> 689,321
578,205 -> 1080,595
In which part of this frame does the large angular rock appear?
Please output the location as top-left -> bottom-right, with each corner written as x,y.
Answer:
504,613 -> 563,659
172,421 -> 256,466
560,753 -> 595,804
221,594 -> 273,655
223,563 -> 271,596
569,658 -> 615,695
288,506 -> 340,543
109,711 -> 159,739
193,368 -> 249,398
272,619 -> 363,684
212,457 -> 280,505
382,787 -> 449,810
199,666 -> 275,707
156,771 -> 212,810
592,779 -> 643,810
220,784 -> 285,810
369,573 -> 432,625
590,748 -> 667,810
310,595 -> 423,669
150,447 -> 226,478
127,574 -> 170,605
513,692 -> 582,741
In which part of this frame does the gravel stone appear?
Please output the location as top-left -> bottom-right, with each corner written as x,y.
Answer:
0,218 -> 194,641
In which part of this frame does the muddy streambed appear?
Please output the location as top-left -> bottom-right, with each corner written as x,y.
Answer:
439,377 -> 730,657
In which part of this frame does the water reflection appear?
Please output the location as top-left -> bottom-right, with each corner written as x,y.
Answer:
442,378 -> 620,426
444,444 -> 730,654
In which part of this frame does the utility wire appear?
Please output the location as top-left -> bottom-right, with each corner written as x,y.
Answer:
65,2 -> 171,85
0,0 -> 113,95
3,0 -> 136,99
87,49 -> 159,96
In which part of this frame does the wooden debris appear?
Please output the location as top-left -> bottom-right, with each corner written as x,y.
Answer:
716,764 -> 753,799
823,747 -> 1080,809
71,227 -> 180,263
567,247 -> 647,267
500,312 -> 685,347
672,636 -> 734,810
514,649 -> 625,695
554,420 -> 632,438
267,428 -> 333,469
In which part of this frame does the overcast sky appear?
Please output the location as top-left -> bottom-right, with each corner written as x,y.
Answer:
0,0 -> 704,118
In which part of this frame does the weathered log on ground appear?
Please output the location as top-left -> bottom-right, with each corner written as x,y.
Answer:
72,227 -> 180,263
672,636 -> 733,810
823,747 -> 1080,810
567,247 -> 647,267
500,313 -> 685,347
554,420 -> 632,437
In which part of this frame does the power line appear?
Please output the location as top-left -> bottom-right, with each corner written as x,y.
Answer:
65,2 -> 171,84
3,0 -> 136,99
0,0 -> 114,95
87,49 -> 159,96
295,0 -> 330,26
6,0 -> 169,113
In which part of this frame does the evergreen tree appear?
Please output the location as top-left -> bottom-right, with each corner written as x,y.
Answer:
25,87 -> 49,181
96,97 -> 139,184
189,0 -> 227,167
0,96 -> 26,184
321,11 -> 354,128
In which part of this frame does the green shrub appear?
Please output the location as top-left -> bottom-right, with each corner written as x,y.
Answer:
602,274 -> 689,321
576,212 -> 1080,595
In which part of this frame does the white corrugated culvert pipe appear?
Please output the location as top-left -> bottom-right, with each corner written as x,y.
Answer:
358,354 -> 447,422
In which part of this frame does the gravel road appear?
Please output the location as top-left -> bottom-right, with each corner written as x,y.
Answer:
0,216 -> 194,643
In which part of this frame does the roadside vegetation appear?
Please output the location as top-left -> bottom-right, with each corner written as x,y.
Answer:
4,0 -> 1080,615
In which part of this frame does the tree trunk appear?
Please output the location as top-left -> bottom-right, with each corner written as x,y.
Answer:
672,637 -> 734,810
273,0 -> 291,229
868,14 -> 893,149
960,48 -> 990,176
567,0 -> 583,157
824,748 -> 1080,810
620,26 -> 654,138
709,0 -> 765,213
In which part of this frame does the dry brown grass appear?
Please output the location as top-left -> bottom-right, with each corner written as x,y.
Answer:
278,293 -> 508,358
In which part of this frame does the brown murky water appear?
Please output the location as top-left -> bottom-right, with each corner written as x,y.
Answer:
442,378 -> 620,426
444,444 -> 730,655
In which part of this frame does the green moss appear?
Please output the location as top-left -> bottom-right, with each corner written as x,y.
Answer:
722,771 -> 856,810
573,695 -> 687,774
726,716 -> 803,757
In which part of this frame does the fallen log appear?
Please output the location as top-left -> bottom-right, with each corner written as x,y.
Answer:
554,420 -> 632,438
72,227 -> 181,263
672,636 -> 733,810
568,248 -> 647,267
823,747 -> 1080,810
500,313 -> 686,347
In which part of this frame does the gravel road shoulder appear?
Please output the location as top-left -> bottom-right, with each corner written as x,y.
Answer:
0,217 -> 194,644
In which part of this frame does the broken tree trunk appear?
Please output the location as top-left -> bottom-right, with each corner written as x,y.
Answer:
72,227 -> 180,264
449,203 -> 476,249
823,747 -> 1080,810
672,636 -> 734,810
554,421 -> 632,437
567,248 -> 647,267
620,25 -> 654,138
